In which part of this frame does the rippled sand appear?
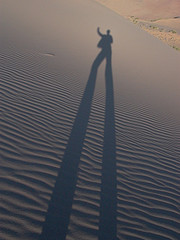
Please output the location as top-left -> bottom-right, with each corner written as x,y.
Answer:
1,0 -> 180,240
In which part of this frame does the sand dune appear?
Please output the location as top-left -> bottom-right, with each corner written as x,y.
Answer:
95,0 -> 180,19
1,0 -> 180,240
95,0 -> 180,49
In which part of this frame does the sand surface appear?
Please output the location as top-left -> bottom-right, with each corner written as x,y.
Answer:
95,0 -> 180,50
1,0 -> 180,240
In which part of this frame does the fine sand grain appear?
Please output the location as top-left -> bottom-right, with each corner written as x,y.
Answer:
1,0 -> 180,240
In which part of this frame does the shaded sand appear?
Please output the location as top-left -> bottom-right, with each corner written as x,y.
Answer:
1,0 -> 180,240
95,0 -> 180,50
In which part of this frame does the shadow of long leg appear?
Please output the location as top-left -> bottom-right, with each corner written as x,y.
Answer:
99,56 -> 117,240
40,51 -> 106,240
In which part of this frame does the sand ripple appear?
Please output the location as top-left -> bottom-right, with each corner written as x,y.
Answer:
1,2 -> 180,239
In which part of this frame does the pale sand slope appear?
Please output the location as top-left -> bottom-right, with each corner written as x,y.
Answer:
95,0 -> 180,19
95,0 -> 180,49
1,0 -> 180,240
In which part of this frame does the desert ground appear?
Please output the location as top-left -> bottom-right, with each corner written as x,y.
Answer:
95,0 -> 180,50
1,0 -> 180,240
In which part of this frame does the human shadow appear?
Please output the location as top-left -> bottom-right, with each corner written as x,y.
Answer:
95,27 -> 117,240
98,45 -> 117,240
39,28 -> 117,240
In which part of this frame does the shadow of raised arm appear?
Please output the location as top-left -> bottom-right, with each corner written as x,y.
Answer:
97,27 -> 104,37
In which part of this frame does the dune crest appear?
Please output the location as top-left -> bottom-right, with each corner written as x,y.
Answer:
95,0 -> 180,50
